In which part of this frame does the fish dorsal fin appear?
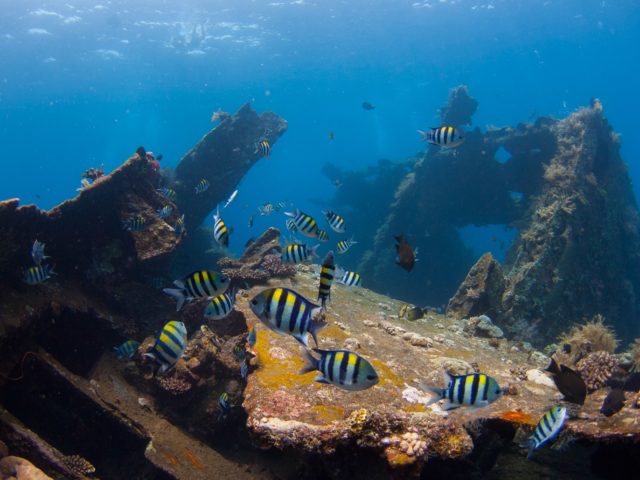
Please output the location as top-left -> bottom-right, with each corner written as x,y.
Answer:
443,371 -> 453,387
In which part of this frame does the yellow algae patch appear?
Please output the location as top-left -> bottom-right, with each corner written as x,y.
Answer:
252,329 -> 311,389
321,324 -> 349,340
310,404 -> 346,423
370,358 -> 406,389
405,403 -> 428,413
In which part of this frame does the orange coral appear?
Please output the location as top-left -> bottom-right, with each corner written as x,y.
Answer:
497,410 -> 537,426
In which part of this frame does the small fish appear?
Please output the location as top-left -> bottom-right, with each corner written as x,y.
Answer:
274,201 -> 287,212
213,206 -> 230,247
281,243 -> 319,263
204,289 -> 237,320
163,270 -> 230,311
31,240 -> 48,266
299,348 -> 379,391
417,126 -> 464,148
323,210 -> 346,233
223,189 -> 238,209
395,235 -> 417,272
399,303 -> 409,318
399,304 -> 423,321
157,187 -> 177,201
24,264 -> 55,285
334,179 -> 343,188
527,406 -> 567,458
259,203 -> 274,216
233,344 -> 246,361
600,389 -> 625,417
256,139 -> 271,158
114,340 -> 140,360
362,101 -> 375,111
143,321 -> 188,374
240,359 -> 249,379
336,267 -> 361,287
317,251 -> 335,308
422,372 -> 503,411
336,238 -> 357,254
249,287 -> 326,347
157,205 -> 173,219
329,131 -> 334,140
247,325 -> 257,349
248,215 -> 254,228
123,214 -> 148,232
174,214 -> 185,236
545,358 -> 587,405
195,178 -> 210,195
284,210 -> 318,238
285,218 -> 298,232
315,229 -> 329,242
218,392 -> 232,420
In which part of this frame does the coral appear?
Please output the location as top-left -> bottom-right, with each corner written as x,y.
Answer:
509,366 -> 528,382
576,351 -> 618,391
156,373 -> 194,396
631,338 -> 640,372
382,429 -> 428,459
559,315 -> 619,363
62,454 -> 96,477
260,254 -> 296,278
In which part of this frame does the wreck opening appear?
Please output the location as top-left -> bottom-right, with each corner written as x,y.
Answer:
458,224 -> 518,264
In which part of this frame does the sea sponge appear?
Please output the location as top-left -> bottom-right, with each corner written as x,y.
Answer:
558,314 -> 618,363
631,338 -> 640,373
576,351 -> 618,391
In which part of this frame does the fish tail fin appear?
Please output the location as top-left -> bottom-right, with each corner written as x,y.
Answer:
309,244 -> 320,259
163,288 -> 186,311
350,237 -> 358,245
419,383 -> 445,406
526,440 -> 536,459
308,311 -> 327,347
48,264 -> 57,276
299,347 -> 319,375
284,209 -> 298,218
417,129 -> 432,141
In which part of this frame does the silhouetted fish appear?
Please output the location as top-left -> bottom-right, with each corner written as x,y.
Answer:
362,101 -> 375,110
395,235 -> 417,272
545,358 -> 587,405
600,388 -> 625,417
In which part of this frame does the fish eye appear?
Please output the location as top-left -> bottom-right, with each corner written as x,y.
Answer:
251,299 -> 257,305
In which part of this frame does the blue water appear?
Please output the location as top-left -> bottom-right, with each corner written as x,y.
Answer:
1,0 -> 639,261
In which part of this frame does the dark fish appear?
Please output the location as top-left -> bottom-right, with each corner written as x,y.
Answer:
156,153 -> 163,161
622,373 -> 640,392
545,358 -> 587,405
395,235 -> 417,272
600,389 -> 625,417
248,215 -> 254,228
362,101 -> 375,111
329,131 -> 334,140
406,306 -> 424,321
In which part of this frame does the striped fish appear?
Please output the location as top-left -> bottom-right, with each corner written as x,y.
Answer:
528,406 -> 567,458
317,251 -> 335,308
240,359 -> 249,380
163,270 -> 230,311
195,178 -> 210,194
285,218 -> 298,233
204,289 -> 237,320
249,287 -> 326,347
114,340 -> 140,360
157,205 -> 173,219
315,229 -> 329,242
174,214 -> 185,236
213,207 -> 230,247
143,321 -> 188,374
281,243 -> 319,263
417,126 -> 464,148
274,201 -> 286,211
300,349 -> 379,391
218,392 -> 232,420
336,238 -> 357,254
233,344 -> 246,361
24,264 -> 55,285
256,139 -> 271,158
336,267 -> 361,287
123,214 -> 148,231
157,187 -> 177,201
247,325 -> 257,350
31,240 -> 48,266
323,210 -> 346,233
259,203 -> 274,216
423,372 -> 503,411
284,210 -> 318,238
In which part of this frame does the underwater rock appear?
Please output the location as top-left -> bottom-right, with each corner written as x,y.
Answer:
463,315 -> 504,339
0,456 -> 52,480
439,84 -> 479,126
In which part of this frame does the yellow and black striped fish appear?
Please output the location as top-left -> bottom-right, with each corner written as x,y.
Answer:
336,237 -> 357,254
323,210 -> 346,233
423,372 -> 503,410
417,126 -> 464,148
300,348 -> 379,391
249,287 -> 326,346
157,187 -> 177,201
317,251 -> 335,308
336,267 -> 361,287
24,264 -> 55,285
315,229 -> 329,242
204,289 -> 237,320
256,139 -> 271,158
213,207 -> 230,247
281,243 -> 319,263
163,270 -> 230,311
143,321 -> 187,374
528,406 -> 567,458
123,214 -> 148,231
195,178 -> 210,194
284,209 -> 318,238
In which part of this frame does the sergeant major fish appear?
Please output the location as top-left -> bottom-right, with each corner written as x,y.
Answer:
24,264 -> 55,285
284,209 -> 318,238
114,340 -> 140,360
143,321 -> 187,374
213,206 -> 230,247
249,287 -> 326,347
317,251 -> 335,308
417,126 -> 464,148
281,243 -> 319,263
256,139 -> 271,158
195,178 -> 210,195
315,229 -> 329,242
527,406 -> 567,458
300,348 -> 379,391
218,392 -> 232,420
285,218 -> 298,233
157,205 -> 173,219
323,210 -> 346,233
163,270 -> 230,311
422,372 -> 503,411
335,267 -> 361,287
204,289 -> 237,320
123,214 -> 148,232
157,187 -> 177,201
336,238 -> 357,254
174,214 -> 185,236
